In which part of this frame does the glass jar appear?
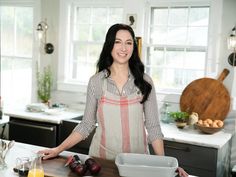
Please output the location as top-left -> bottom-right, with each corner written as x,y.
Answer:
160,102 -> 171,124
27,154 -> 44,177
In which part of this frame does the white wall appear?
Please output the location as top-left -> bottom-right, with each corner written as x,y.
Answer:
38,0 -> 236,112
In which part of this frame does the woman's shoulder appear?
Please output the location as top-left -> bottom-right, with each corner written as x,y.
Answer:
143,73 -> 154,83
89,70 -> 106,83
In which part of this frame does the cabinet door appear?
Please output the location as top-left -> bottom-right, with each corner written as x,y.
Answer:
60,120 -> 95,154
164,140 -> 217,177
9,119 -> 57,147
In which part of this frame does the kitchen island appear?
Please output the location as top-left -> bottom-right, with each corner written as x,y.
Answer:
4,108 -> 233,177
0,141 -> 120,177
1,141 -> 199,177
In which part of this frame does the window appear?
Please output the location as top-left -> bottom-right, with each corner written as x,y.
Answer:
58,1 -> 123,91
0,5 -> 34,107
145,5 -> 209,93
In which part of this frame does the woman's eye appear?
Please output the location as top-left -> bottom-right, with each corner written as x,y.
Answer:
127,42 -> 133,45
115,40 -> 121,44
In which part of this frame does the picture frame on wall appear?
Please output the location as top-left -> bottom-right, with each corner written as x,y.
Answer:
126,14 -> 137,29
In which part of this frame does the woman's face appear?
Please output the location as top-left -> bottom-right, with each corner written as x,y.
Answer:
111,30 -> 134,65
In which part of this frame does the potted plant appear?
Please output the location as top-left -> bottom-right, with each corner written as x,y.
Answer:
36,66 -> 53,105
169,111 -> 189,129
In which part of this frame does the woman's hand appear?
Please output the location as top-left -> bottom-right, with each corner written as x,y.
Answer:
38,147 -> 60,160
177,167 -> 189,177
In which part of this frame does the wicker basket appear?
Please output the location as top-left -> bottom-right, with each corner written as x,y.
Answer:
195,123 -> 223,134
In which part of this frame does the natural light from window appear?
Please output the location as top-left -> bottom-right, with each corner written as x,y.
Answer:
0,6 -> 33,108
145,6 -> 209,93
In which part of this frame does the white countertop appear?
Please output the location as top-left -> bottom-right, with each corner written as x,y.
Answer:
3,107 -> 232,149
161,122 -> 232,149
4,108 -> 83,124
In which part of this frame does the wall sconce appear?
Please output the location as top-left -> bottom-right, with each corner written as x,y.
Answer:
227,26 -> 236,66
36,19 -> 54,54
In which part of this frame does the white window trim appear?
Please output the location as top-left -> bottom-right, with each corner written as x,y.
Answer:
142,0 -> 223,103
57,0 -> 124,92
0,0 -> 41,103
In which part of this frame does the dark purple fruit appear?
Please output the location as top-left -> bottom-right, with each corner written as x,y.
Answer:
89,163 -> 101,175
85,158 -> 101,175
85,158 -> 96,166
74,164 -> 87,176
69,161 -> 79,172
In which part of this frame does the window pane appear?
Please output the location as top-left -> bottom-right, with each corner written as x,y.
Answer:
152,8 -> 168,25
73,44 -> 87,62
148,47 -> 164,65
150,26 -> 167,44
185,50 -> 205,69
1,6 -> 33,107
88,44 -> 103,63
1,7 -> 14,55
91,24 -> 107,41
15,7 -> 33,57
70,6 -> 123,84
169,7 -> 188,26
91,8 -> 107,23
1,57 -> 32,107
188,27 -> 208,46
168,27 -> 187,45
76,7 -> 91,24
189,7 -> 209,26
75,25 -> 90,41
166,49 -> 184,67
147,6 -> 209,92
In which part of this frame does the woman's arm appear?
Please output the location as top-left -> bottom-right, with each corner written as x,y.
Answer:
151,138 -> 164,156
39,75 -> 100,159
39,131 -> 84,160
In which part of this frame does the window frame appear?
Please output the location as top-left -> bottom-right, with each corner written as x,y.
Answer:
0,0 -> 40,107
57,0 -> 124,92
142,0 -> 223,100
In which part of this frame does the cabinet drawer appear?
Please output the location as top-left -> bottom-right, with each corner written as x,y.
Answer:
9,119 -> 57,147
164,140 -> 217,170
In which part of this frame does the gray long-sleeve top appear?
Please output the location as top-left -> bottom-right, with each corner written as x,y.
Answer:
73,70 -> 164,143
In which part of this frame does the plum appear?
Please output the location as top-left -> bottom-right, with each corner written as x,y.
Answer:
74,164 -> 87,176
85,158 -> 101,175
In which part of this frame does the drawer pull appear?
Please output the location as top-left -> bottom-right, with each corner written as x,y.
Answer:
9,121 -> 55,131
165,145 -> 191,152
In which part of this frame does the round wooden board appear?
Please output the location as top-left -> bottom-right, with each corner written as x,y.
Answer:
180,70 -> 230,121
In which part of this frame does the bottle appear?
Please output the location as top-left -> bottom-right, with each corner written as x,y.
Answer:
27,154 -> 44,177
160,102 -> 170,124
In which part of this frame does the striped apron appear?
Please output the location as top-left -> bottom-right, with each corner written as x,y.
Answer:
89,79 -> 148,160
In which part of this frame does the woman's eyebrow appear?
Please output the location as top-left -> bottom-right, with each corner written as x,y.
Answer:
115,38 -> 133,42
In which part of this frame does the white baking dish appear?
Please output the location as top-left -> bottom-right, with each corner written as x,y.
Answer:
115,153 -> 178,177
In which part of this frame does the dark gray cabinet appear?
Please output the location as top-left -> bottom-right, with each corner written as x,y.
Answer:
150,140 -> 231,177
9,117 -> 59,147
60,117 -> 94,154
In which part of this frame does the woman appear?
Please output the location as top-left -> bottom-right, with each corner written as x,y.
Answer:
39,23 -> 188,177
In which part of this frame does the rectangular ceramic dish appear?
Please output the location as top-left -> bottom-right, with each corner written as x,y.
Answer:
115,153 -> 178,177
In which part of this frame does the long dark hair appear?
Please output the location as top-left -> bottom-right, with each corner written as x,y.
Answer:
96,23 -> 152,103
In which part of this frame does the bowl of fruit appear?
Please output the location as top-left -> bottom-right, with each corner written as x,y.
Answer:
195,118 -> 224,134
65,154 -> 101,176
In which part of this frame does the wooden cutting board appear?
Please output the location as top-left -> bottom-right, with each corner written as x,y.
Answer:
180,69 -> 230,121
43,155 -> 120,177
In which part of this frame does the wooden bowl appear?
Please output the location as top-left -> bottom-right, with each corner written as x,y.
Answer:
195,123 -> 223,134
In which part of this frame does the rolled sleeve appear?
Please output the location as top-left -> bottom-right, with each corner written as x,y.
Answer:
143,74 -> 164,143
73,77 -> 98,139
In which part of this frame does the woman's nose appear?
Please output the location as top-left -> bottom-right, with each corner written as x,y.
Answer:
120,43 -> 127,51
